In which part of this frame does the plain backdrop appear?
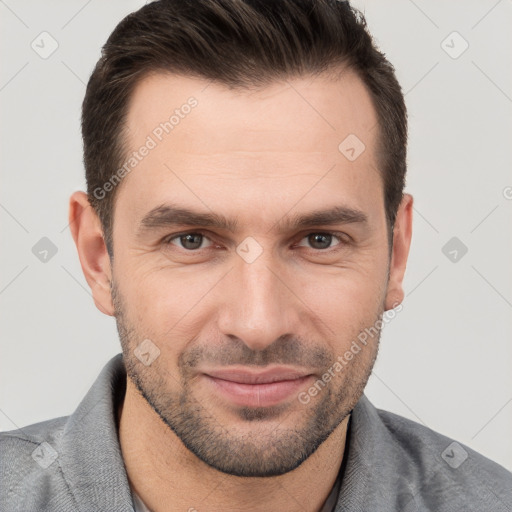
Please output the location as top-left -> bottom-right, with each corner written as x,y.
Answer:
1,0 -> 511,472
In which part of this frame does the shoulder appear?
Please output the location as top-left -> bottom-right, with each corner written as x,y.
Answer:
0,354 -> 130,512
0,416 -> 77,512
373,403 -> 512,510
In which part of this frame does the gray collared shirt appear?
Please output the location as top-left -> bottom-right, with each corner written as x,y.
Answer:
1,354 -> 511,511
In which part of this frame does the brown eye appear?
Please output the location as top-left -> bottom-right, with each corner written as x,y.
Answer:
165,233 -> 213,251
309,233 -> 333,250
297,232 -> 344,250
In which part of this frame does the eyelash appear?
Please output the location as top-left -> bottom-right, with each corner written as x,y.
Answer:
161,230 -> 349,253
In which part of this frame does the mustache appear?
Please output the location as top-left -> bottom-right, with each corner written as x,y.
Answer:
179,335 -> 333,370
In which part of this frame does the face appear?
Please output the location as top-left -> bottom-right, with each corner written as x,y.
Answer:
106,70 -> 402,477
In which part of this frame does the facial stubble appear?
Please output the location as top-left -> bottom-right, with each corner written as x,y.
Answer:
111,279 -> 382,477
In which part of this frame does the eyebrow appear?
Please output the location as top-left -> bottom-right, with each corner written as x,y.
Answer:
137,203 -> 368,237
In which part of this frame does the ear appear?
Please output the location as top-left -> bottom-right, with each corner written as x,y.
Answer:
68,191 -> 114,316
384,193 -> 413,311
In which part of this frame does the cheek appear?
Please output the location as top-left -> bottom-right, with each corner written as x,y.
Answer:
123,267 -> 220,339
295,260 -> 387,328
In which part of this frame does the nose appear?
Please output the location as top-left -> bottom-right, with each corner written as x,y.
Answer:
216,251 -> 301,352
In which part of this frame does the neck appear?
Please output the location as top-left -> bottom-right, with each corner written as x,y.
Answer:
118,377 -> 349,512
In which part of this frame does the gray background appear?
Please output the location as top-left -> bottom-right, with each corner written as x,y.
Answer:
1,0 -> 511,471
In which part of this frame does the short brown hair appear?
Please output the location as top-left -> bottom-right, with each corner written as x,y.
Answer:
82,0 -> 407,257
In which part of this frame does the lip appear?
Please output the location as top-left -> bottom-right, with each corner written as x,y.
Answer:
204,366 -> 311,384
201,366 -> 314,408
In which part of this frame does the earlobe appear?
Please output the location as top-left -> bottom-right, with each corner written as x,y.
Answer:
68,191 -> 115,316
384,193 -> 413,311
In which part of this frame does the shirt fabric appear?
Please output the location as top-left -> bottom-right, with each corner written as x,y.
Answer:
1,353 -> 511,511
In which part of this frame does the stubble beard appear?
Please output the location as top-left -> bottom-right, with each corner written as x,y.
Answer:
112,279 -> 381,477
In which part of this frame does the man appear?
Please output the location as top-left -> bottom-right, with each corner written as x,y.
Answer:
1,0 -> 510,510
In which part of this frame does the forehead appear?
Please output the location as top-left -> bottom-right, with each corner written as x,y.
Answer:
115,70 -> 381,228
124,69 -> 378,156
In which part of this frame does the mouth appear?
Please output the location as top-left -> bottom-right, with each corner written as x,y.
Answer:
201,366 -> 314,408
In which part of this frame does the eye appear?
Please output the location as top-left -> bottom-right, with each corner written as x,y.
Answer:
164,232 -> 213,251
162,230 -> 348,253
296,232 -> 346,251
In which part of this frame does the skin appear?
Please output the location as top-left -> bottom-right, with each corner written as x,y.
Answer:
69,69 -> 413,511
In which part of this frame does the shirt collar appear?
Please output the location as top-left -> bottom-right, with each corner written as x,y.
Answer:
59,354 -> 133,510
